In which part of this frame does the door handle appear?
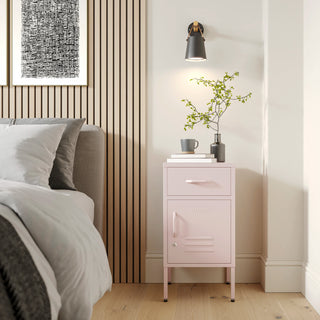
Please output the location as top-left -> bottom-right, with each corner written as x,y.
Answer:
173,211 -> 177,237
185,179 -> 207,184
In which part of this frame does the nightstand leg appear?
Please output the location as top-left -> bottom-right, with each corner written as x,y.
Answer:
168,267 -> 172,284
225,267 -> 231,284
164,267 -> 168,302
230,267 -> 235,302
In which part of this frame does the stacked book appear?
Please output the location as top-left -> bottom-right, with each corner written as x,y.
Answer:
167,153 -> 217,163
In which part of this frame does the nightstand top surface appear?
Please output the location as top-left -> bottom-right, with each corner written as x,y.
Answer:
163,162 -> 234,168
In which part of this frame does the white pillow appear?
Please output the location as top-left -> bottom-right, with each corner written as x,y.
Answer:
0,124 -> 66,188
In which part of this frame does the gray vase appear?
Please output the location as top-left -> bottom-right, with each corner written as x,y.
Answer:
210,133 -> 225,162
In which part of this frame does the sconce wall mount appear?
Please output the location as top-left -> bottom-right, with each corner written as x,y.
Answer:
185,21 -> 207,62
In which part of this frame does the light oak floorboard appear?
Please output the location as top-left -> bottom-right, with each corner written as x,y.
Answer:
91,284 -> 320,320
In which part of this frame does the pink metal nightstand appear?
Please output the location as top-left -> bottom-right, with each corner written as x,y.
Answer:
163,162 -> 236,302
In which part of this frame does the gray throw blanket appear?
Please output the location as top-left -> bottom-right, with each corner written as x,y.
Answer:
0,215 -> 51,320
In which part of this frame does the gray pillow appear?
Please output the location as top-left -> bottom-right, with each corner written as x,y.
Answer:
15,118 -> 85,190
0,124 -> 66,188
0,119 -> 14,124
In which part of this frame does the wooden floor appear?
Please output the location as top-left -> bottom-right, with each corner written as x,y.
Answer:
91,283 -> 320,320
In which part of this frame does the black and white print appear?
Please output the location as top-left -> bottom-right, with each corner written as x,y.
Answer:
13,0 -> 87,85
21,0 -> 80,79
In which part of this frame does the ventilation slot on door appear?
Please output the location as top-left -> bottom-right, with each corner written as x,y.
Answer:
183,236 -> 215,253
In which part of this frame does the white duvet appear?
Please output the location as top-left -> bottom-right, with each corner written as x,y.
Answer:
0,179 -> 112,320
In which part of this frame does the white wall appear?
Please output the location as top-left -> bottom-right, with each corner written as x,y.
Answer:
303,0 -> 320,313
261,0 -> 304,292
146,0 -> 263,283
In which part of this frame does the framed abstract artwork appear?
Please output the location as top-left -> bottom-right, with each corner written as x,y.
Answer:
13,0 -> 87,86
0,0 -> 7,85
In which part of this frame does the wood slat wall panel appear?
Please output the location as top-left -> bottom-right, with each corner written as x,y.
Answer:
0,0 -> 146,284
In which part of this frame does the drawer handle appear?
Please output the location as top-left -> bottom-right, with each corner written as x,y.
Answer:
185,179 -> 207,184
173,211 -> 177,237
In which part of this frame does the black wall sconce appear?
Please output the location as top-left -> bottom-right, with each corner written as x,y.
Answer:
185,21 -> 207,61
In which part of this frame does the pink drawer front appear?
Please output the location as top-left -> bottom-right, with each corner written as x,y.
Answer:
167,168 -> 231,196
167,199 -> 231,264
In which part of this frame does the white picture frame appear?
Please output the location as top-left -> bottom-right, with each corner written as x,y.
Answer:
0,0 -> 7,85
12,0 -> 87,86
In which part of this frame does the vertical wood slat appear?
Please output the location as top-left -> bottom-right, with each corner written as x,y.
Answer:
140,0 -> 146,284
113,0 -> 120,284
68,87 -> 75,119
126,0 -> 134,283
120,0 -> 127,283
94,0 -> 101,127
0,0 -> 146,284
75,87 -> 81,119
100,0 -> 108,247
9,0 -> 14,119
2,86 -> 8,118
61,87 -> 68,118
9,87 -> 15,118
48,87 -> 55,118
36,87 -> 42,117
81,87 -> 87,121
22,87 -> 28,118
16,87 -> 22,118
107,0 -> 114,279
55,87 -> 61,118
42,87 -> 48,118
87,0 -> 94,125
133,0 -> 140,283
29,87 -> 35,118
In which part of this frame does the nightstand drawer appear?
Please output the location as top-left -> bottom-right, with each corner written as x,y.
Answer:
167,199 -> 231,264
167,167 -> 231,196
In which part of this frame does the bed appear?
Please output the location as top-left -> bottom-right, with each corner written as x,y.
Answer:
0,123 -> 112,320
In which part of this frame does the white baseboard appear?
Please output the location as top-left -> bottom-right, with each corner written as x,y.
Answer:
146,253 -> 307,293
303,264 -> 320,315
145,253 -> 261,283
260,256 -> 302,292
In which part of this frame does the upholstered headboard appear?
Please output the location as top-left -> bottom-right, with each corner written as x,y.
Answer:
73,125 -> 105,236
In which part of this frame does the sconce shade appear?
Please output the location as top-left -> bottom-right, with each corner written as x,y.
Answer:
185,21 -> 207,61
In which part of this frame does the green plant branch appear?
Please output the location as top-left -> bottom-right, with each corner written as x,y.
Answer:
182,72 -> 252,134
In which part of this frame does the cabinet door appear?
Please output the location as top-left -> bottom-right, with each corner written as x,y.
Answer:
167,200 -> 231,264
